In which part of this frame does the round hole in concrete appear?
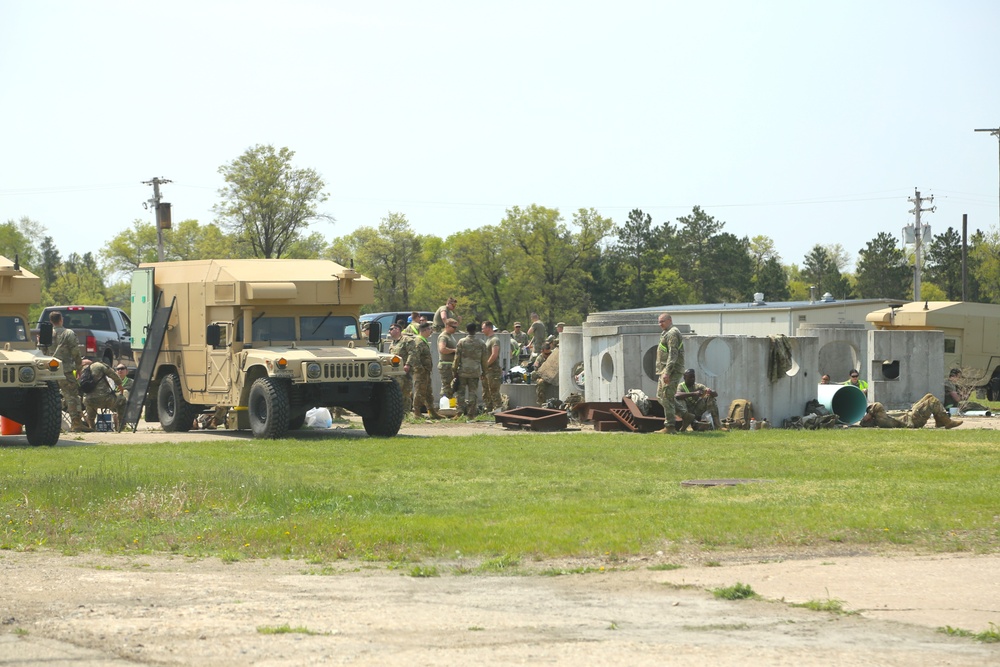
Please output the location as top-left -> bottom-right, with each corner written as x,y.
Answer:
601,352 -> 615,382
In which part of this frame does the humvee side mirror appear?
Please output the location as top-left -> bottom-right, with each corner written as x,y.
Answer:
38,321 -> 53,347
206,324 -> 221,347
367,321 -> 382,346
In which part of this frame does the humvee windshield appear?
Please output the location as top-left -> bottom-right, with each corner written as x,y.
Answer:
0,316 -> 28,342
237,315 -> 359,343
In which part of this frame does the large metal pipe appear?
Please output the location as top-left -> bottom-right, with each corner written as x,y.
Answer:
817,384 -> 868,424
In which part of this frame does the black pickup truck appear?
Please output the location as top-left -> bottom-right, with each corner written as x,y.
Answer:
34,305 -> 134,370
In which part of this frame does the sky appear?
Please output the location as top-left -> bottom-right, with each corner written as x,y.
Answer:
2,0 -> 999,275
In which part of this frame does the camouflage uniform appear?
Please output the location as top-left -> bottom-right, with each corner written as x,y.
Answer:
861,393 -> 960,429
655,326 -> 685,430
438,329 -> 457,399
527,318 -> 547,355
389,334 -> 415,413
411,334 -> 439,418
454,335 -> 488,417
482,332 -> 502,411
82,361 -> 126,428
675,380 -> 721,430
50,324 -> 85,427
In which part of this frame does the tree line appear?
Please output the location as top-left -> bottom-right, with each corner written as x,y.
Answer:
4,144 -> 999,327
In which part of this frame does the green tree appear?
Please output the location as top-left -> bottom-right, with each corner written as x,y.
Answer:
970,229 -> 1000,303
326,213 -> 423,311
506,205 -> 613,325
46,253 -> 106,305
754,256 -> 790,301
0,217 -> 42,269
38,236 -> 61,290
214,144 -> 330,258
855,232 -> 910,299
802,245 -> 852,298
925,227 -> 968,300
448,225 -> 527,326
706,232 -> 754,302
673,206 -> 724,303
609,209 -> 668,308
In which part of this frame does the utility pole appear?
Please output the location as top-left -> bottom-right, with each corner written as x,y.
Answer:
142,177 -> 172,261
975,128 -> 1000,227
906,188 -> 935,302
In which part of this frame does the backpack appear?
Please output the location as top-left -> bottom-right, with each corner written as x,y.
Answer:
724,399 -> 754,430
78,366 -> 98,393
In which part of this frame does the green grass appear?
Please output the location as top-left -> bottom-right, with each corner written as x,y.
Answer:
791,597 -> 854,614
1,429 -> 999,562
256,624 -> 328,635
939,622 -> 1000,642
711,582 -> 758,600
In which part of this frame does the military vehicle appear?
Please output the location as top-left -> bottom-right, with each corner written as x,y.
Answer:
129,259 -> 405,439
0,256 -> 65,446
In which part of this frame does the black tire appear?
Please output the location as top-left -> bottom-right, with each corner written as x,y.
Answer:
144,395 -> 159,423
158,372 -> 198,432
362,381 -> 404,437
102,352 -> 114,368
288,412 -> 306,430
248,377 -> 290,439
25,383 -> 61,447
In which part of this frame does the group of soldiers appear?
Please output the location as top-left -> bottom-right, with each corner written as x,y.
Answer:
386,301 -> 562,419
655,310 -> 966,433
44,311 -> 130,432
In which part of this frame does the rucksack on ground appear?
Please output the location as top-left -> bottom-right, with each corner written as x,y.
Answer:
78,366 -> 98,393
724,398 -> 754,430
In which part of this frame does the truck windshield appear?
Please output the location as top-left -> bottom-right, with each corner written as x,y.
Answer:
236,316 -> 359,342
0,316 -> 28,342
300,315 -> 359,341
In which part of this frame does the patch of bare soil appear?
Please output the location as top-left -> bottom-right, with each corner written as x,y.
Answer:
1,550 -> 999,666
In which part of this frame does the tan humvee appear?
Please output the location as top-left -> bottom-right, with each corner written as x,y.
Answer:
0,256 -> 64,445
133,259 -> 404,438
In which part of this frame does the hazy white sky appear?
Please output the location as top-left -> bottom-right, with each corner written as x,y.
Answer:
2,0 -> 998,273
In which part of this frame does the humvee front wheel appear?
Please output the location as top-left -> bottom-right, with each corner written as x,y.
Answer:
159,372 -> 198,432
248,377 -> 290,439
362,381 -> 404,437
25,383 -> 61,447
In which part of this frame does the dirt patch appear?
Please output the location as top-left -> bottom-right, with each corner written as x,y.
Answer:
1,550 -> 999,666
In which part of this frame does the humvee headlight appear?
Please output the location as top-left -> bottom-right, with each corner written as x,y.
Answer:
390,355 -> 401,367
47,359 -> 60,371
277,357 -> 288,369
18,366 -> 35,383
306,362 -> 321,379
368,362 -> 382,378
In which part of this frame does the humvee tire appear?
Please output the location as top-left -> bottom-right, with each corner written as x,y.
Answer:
362,381 -> 404,437
158,372 -> 198,432
24,382 -> 61,447
248,377 -> 290,439
288,412 -> 306,430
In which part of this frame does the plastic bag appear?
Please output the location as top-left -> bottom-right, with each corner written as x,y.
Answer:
305,407 -> 333,429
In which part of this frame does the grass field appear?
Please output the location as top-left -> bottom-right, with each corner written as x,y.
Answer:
2,429 -> 999,563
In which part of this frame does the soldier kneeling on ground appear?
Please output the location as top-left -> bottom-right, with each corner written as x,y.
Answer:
80,358 -> 126,431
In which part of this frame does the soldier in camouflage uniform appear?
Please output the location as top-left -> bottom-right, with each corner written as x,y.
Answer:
80,358 -> 126,430
527,312 -> 547,356
437,318 -> 458,401
411,322 -> 443,420
534,344 -> 555,405
454,323 -> 488,418
47,311 -> 90,432
654,312 -> 684,434
481,320 -> 502,412
511,322 -> 529,366
675,368 -> 724,431
552,322 -> 565,349
860,393 -> 963,429
387,323 -> 414,414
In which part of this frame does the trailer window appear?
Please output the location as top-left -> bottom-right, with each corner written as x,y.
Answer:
300,316 -> 359,341
944,338 -> 957,354
0,316 -> 28,342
